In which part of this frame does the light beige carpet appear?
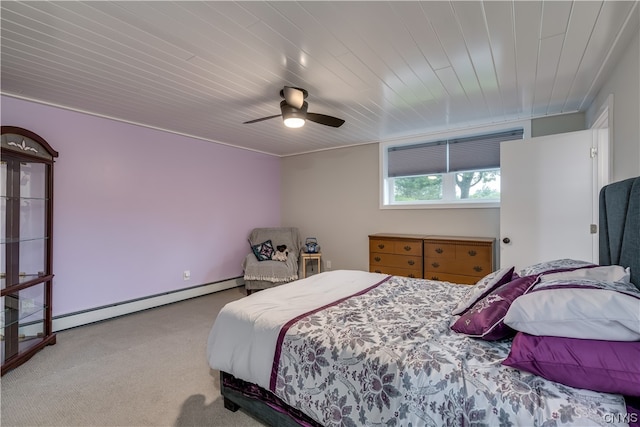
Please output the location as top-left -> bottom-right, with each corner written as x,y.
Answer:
1,287 -> 267,427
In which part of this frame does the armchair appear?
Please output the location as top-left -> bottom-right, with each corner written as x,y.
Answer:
243,227 -> 302,294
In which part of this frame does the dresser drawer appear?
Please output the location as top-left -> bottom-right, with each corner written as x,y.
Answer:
424,243 -> 457,259
424,272 -> 478,285
425,258 -> 492,277
369,266 -> 422,279
370,238 -> 422,256
370,253 -> 422,270
369,239 -> 394,254
454,244 -> 492,264
392,240 -> 422,256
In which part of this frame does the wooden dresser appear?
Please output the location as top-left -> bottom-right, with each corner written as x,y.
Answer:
423,236 -> 494,284
368,234 -> 495,284
369,234 -> 425,278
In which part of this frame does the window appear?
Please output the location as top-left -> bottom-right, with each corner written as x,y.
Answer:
381,124 -> 527,208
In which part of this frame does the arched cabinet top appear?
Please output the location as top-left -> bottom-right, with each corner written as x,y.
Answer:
1,126 -> 58,161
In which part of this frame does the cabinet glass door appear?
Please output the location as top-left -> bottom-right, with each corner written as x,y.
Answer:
1,160 -> 49,364
1,283 -> 47,363
18,162 -> 48,285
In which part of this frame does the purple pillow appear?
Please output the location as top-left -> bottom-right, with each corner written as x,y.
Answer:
451,266 -> 515,315
451,275 -> 538,340
503,332 -> 640,397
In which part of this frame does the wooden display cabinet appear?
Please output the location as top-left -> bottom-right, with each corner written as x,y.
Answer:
1,126 -> 58,375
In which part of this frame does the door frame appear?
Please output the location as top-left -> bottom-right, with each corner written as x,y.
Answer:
590,94 -> 613,262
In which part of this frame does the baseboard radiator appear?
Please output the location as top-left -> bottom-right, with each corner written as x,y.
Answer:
52,277 -> 244,332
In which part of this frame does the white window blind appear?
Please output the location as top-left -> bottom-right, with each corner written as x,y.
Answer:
387,129 -> 524,178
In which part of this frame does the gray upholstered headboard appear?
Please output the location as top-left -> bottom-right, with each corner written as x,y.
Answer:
599,176 -> 640,289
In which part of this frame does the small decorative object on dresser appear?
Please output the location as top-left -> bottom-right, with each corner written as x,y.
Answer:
424,236 -> 495,284
369,233 -> 426,278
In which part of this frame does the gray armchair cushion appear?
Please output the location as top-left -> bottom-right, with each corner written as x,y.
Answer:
243,227 -> 301,284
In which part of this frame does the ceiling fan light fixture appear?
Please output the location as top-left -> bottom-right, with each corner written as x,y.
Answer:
281,100 -> 308,128
284,116 -> 306,128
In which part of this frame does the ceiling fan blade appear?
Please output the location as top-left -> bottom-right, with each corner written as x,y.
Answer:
243,114 -> 281,124
306,112 -> 345,128
282,86 -> 306,109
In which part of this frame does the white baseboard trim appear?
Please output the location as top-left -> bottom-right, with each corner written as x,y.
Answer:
52,277 -> 244,332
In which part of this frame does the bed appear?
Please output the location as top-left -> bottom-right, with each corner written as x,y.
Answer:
207,176 -> 640,427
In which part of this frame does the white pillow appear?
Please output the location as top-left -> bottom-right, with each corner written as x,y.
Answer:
504,279 -> 640,341
540,265 -> 630,284
518,258 -> 596,277
451,266 -> 515,315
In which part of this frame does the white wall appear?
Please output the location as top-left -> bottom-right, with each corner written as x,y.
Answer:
587,23 -> 639,182
281,143 -> 500,272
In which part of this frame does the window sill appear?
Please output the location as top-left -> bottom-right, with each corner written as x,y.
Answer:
380,201 -> 500,210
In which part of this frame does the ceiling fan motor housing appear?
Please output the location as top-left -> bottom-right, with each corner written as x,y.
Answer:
280,100 -> 308,121
281,87 -> 308,109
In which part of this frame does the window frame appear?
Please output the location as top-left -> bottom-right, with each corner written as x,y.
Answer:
379,120 -> 531,209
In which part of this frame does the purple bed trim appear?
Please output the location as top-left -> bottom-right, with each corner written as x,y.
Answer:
268,274 -> 392,392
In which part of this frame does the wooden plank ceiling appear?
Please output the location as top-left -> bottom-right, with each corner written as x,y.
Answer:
1,1 -> 638,156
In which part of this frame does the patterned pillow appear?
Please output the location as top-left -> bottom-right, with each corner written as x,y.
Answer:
450,274 -> 539,340
504,277 -> 640,341
539,265 -> 630,284
452,266 -> 515,315
251,239 -> 275,261
518,258 -> 595,277
503,332 -> 640,397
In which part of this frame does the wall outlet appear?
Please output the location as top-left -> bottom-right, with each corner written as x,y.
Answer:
183,270 -> 191,281
326,260 -> 331,270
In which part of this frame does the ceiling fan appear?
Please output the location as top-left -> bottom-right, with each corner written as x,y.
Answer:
243,86 -> 345,128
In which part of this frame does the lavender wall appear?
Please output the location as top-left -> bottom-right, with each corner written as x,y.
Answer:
2,96 -> 281,316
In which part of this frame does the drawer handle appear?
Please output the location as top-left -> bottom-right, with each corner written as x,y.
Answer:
407,260 -> 415,266
431,262 -> 440,268
468,250 -> 477,256
473,266 -> 483,272
403,245 -> 412,251
435,248 -> 443,254
408,274 -> 416,278
374,256 -> 381,262
374,269 -> 382,273
378,244 -> 385,249
431,276 -> 439,280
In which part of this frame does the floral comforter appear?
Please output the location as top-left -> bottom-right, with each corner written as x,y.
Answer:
270,275 -> 629,426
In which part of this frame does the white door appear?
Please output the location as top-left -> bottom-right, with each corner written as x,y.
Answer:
500,130 -> 598,270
